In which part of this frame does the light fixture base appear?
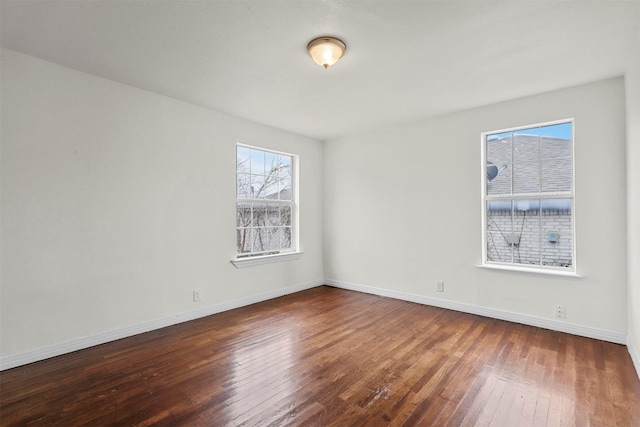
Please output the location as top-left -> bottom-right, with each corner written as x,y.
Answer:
307,36 -> 346,69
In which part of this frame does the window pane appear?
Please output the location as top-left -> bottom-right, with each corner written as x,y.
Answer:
264,227 -> 280,251
237,228 -> 251,253
237,173 -> 251,198
264,178 -> 279,199
539,122 -> 572,141
513,199 -> 540,236
252,203 -> 267,227
281,226 -> 292,249
487,132 -> 512,163
486,200 -> 512,235
542,243 -> 572,267
250,149 -> 265,175
515,233 -> 541,266
513,132 -> 539,163
265,151 -> 278,174
251,175 -> 265,199
541,135 -> 571,159
252,228 -> 267,253
279,178 -> 292,200
281,205 -> 292,226
265,204 -> 280,226
541,159 -> 572,193
237,146 -> 251,172
486,161 -> 511,196
513,161 -> 540,193
487,231 -> 513,263
486,132 -> 512,195
541,198 -> 571,232
510,200 -> 541,265
237,202 -> 251,227
541,199 -> 572,267
279,155 -> 292,178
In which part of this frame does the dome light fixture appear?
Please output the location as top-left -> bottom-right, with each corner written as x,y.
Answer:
307,36 -> 346,69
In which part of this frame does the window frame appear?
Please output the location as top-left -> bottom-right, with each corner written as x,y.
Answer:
480,119 -> 577,274
232,143 -> 301,268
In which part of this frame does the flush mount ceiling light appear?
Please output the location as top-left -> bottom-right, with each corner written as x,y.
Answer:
307,36 -> 346,69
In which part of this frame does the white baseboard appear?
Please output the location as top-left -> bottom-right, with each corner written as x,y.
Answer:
0,279 -> 323,371
3,278 -> 633,373
628,338 -> 640,381
325,278 -> 627,345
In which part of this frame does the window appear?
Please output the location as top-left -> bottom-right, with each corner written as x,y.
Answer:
482,120 -> 575,272
236,144 -> 296,258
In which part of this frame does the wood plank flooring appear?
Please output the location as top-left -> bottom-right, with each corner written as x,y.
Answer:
1,286 -> 639,426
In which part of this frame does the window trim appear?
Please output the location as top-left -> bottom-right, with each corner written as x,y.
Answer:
233,143 -> 300,267
476,263 -> 581,277
480,118 -> 577,274
231,250 -> 304,269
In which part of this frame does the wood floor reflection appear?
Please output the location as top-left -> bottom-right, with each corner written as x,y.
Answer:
1,286 -> 639,426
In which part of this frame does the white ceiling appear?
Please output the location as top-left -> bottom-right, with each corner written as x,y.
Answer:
1,1 -> 639,140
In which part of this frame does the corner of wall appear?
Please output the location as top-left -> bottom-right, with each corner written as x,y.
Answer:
625,24 -> 640,381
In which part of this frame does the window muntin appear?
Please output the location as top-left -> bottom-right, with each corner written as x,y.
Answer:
236,145 -> 295,257
482,120 -> 574,271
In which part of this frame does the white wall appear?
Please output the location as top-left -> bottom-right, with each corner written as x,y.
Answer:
1,46 -> 636,375
626,27 -> 640,375
324,78 -> 628,337
0,49 -> 323,363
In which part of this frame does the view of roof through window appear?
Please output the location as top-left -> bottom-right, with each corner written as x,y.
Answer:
484,121 -> 574,269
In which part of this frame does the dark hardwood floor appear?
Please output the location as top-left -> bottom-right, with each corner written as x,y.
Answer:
1,286 -> 639,426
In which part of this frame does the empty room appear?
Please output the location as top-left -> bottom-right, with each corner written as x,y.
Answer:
1,1 -> 640,425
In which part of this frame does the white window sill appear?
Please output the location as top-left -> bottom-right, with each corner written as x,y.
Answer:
231,251 -> 304,269
476,263 -> 581,278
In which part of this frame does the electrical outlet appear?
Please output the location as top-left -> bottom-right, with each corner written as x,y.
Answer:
193,289 -> 202,302
436,281 -> 444,292
554,304 -> 566,319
